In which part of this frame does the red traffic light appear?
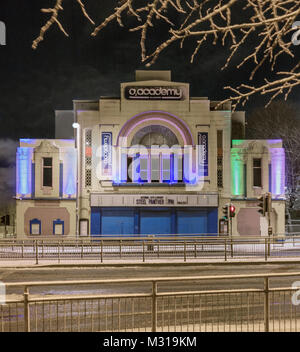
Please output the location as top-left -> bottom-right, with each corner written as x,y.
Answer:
229,205 -> 236,217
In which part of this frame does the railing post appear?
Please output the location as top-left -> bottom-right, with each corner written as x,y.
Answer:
35,240 -> 38,265
24,286 -> 30,332
21,240 -> 24,259
224,239 -> 227,262
265,238 -> 268,261
184,241 -> 186,262
100,240 -> 103,263
142,241 -> 145,263
58,241 -> 60,264
194,241 -> 197,258
120,239 -> 122,259
152,281 -> 157,332
264,277 -> 270,332
230,237 -> 233,258
81,240 -> 83,259
157,240 -> 160,258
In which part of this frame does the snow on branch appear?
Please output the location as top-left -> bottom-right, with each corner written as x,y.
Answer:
33,0 -> 300,109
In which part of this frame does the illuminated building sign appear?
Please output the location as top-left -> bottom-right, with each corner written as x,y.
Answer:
101,132 -> 112,177
125,86 -> 185,100
198,132 -> 208,176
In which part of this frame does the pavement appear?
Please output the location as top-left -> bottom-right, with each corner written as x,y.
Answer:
1,256 -> 300,268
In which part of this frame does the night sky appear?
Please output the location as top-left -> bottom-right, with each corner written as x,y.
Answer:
0,1 -> 299,205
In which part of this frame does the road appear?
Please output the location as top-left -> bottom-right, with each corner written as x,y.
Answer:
1,263 -> 300,294
1,264 -> 300,332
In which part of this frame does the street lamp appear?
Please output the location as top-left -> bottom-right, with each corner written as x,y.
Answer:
73,122 -> 80,238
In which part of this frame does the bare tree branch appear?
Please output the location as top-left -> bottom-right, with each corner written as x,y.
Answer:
33,1 -> 300,109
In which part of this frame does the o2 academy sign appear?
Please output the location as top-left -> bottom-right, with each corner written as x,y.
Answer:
125,86 -> 185,100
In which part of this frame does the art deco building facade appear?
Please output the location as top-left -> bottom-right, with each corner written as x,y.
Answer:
15,70 -> 286,238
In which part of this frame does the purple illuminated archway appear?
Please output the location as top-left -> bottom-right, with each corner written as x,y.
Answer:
116,111 -> 194,146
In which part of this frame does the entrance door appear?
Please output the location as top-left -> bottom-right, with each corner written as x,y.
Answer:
140,209 -> 171,235
101,208 -> 135,235
177,209 -> 208,234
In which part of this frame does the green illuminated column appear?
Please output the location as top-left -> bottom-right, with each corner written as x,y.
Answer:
231,149 -> 245,197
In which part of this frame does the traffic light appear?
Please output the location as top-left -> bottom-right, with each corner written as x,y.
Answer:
229,204 -> 236,218
0,216 -> 5,225
222,204 -> 229,220
257,194 -> 266,216
266,192 -> 272,215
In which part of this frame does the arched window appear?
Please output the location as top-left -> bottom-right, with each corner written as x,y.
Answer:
127,125 -> 183,184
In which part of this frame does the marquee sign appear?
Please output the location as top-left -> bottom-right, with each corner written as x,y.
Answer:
101,132 -> 112,177
90,193 -> 219,207
125,86 -> 185,100
198,132 -> 209,176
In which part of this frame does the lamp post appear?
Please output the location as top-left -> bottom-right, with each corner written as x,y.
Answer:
72,122 -> 80,238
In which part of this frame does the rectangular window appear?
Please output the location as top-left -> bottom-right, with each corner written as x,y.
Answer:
85,129 -> 92,188
217,130 -> 223,188
43,157 -> 52,187
85,169 -> 92,187
151,155 -> 160,182
140,156 -> 148,182
162,155 -> 171,182
253,158 -> 262,187
53,221 -> 64,235
30,219 -> 41,235
172,153 -> 183,182
127,156 -> 133,182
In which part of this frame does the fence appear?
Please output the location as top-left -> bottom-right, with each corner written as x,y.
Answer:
0,236 -> 300,263
1,272 -> 300,332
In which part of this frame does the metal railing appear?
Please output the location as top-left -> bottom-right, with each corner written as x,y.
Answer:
1,235 -> 300,263
1,272 -> 300,332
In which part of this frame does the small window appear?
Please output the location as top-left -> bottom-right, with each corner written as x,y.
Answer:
53,220 -> 64,235
43,157 -> 52,187
253,158 -> 262,187
30,219 -> 41,235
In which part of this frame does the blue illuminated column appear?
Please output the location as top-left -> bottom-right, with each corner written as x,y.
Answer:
63,148 -> 77,197
270,148 -> 285,197
16,147 -> 33,197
